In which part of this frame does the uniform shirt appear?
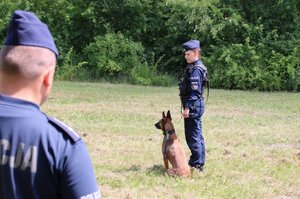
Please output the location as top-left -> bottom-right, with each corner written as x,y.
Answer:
185,60 -> 205,109
0,94 -> 100,199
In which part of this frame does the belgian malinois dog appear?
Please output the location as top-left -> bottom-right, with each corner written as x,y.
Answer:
155,110 -> 190,177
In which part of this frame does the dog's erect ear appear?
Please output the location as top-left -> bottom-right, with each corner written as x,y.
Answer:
167,110 -> 172,120
162,111 -> 166,118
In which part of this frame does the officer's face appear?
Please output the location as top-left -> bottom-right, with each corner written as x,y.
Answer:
184,50 -> 199,64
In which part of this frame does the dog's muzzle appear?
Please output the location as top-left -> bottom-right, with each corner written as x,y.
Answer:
155,122 -> 161,129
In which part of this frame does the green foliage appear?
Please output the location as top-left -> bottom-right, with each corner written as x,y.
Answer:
130,66 -> 177,87
130,52 -> 177,86
205,0 -> 300,91
130,65 -> 153,86
0,1 -> 23,38
270,47 -> 300,91
55,47 -> 88,81
83,32 -> 146,78
208,40 -> 300,91
0,0 -> 300,90
208,42 -> 259,90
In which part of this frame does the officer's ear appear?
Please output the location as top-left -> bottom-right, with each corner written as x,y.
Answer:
43,66 -> 55,87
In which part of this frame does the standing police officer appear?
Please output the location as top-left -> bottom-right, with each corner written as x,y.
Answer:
0,10 -> 101,198
179,39 -> 207,172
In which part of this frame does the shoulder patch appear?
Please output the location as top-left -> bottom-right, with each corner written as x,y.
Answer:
47,116 -> 81,143
191,81 -> 199,90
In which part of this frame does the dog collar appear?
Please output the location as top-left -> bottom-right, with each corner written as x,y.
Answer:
163,129 -> 175,136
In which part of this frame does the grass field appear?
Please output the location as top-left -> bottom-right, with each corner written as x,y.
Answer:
43,81 -> 300,199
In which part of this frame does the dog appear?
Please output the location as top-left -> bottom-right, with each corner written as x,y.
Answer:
155,110 -> 190,177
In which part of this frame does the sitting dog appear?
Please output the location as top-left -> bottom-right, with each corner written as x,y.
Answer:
155,110 -> 190,177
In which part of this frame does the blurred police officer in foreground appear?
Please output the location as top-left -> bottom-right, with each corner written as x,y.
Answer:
179,39 -> 208,172
0,10 -> 100,198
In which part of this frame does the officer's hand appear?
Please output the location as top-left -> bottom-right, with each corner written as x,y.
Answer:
182,108 -> 190,118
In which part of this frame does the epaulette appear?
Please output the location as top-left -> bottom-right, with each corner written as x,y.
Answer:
194,63 -> 207,72
47,116 -> 81,143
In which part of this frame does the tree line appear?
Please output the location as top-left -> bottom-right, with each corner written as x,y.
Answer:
1,0 -> 299,91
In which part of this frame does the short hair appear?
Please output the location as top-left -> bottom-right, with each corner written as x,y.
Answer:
0,46 -> 56,79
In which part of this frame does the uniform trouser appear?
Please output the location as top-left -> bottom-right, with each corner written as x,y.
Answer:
184,99 -> 205,167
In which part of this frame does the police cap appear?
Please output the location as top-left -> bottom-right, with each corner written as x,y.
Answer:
182,40 -> 200,51
4,10 -> 59,58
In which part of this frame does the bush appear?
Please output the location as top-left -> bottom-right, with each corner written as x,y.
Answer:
55,47 -> 88,81
83,33 -> 178,86
208,42 -> 261,90
207,39 -> 300,91
130,51 -> 178,86
130,64 -> 177,86
274,47 -> 300,91
83,32 -> 146,78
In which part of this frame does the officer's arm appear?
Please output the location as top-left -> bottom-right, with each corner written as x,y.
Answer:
185,69 -> 202,109
59,141 -> 101,199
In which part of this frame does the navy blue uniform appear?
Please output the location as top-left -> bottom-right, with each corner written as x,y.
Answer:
0,94 -> 100,199
180,60 -> 206,167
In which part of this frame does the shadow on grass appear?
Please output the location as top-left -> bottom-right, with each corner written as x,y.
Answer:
112,164 -> 142,173
146,164 -> 165,176
111,164 -> 166,177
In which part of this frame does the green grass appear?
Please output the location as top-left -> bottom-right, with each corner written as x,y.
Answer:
43,81 -> 300,199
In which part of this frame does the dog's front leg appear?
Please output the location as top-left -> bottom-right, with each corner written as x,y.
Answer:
163,158 -> 169,170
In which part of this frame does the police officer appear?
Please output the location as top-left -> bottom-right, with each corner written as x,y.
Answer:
0,10 -> 100,198
179,39 -> 207,172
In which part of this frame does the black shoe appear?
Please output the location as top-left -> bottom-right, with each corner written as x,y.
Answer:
195,165 -> 204,172
197,165 -> 204,172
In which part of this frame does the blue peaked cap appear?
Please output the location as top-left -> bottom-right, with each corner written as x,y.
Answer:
182,40 -> 200,51
4,10 -> 59,59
